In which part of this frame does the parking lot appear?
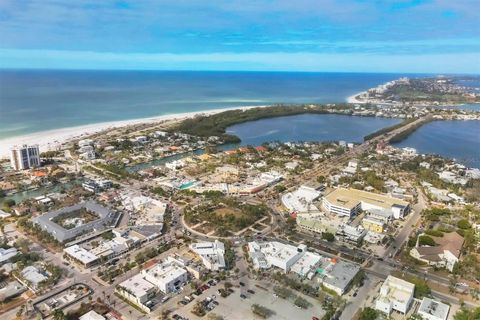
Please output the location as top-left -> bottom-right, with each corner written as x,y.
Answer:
173,280 -> 325,320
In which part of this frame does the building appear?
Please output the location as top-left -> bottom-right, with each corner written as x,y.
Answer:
321,261 -> 360,295
10,144 -> 40,171
64,245 -> 99,268
248,241 -> 307,272
141,258 -> 189,294
0,280 -> 26,302
336,224 -> 366,243
362,216 -> 385,233
33,201 -> 121,243
375,276 -> 414,315
296,214 -> 339,235
281,185 -> 321,214
116,273 -> 157,307
322,188 -> 410,219
410,232 -> 464,272
417,297 -> 450,320
0,248 -> 18,264
79,311 -> 106,320
189,240 -> 226,271
21,266 -> 48,291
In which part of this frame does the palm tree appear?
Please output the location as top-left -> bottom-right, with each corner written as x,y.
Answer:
52,309 -> 66,320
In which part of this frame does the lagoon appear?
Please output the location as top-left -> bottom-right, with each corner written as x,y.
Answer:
225,114 -> 401,146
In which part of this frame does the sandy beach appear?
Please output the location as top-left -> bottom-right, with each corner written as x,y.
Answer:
346,91 -> 367,104
0,105 -> 264,158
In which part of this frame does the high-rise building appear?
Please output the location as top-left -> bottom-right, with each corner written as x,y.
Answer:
10,144 -> 40,171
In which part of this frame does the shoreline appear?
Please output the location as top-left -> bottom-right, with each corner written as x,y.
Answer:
346,91 -> 367,104
0,105 -> 266,158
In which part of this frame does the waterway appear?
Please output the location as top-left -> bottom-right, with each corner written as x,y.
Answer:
393,120 -> 480,168
5,179 -> 82,204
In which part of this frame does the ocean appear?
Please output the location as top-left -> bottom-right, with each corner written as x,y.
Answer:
0,70 -> 412,139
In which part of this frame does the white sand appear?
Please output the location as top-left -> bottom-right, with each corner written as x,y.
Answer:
0,105 -> 265,158
346,91 -> 367,104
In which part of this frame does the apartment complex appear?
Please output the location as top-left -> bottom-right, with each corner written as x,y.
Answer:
10,144 -> 40,171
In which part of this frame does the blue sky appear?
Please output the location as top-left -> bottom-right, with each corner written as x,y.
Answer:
0,0 -> 479,73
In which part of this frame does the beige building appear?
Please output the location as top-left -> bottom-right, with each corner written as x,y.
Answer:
322,188 -> 410,219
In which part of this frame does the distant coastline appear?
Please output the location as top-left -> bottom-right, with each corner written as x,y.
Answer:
0,105 -> 264,158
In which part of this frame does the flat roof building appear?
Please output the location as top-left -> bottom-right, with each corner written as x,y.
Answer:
10,144 -> 40,171
321,261 -> 360,295
375,276 -> 414,315
64,245 -> 99,268
248,241 -> 307,273
323,188 -> 410,219
117,273 -> 157,306
189,240 -> 226,271
417,297 -> 450,320
141,258 -> 189,294
33,201 -> 120,243
281,185 -> 321,214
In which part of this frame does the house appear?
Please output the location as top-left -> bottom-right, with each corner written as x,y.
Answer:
410,232 -> 464,272
21,266 -> 48,291
375,276 -> 414,315
0,248 -> 18,264
79,311 -> 106,320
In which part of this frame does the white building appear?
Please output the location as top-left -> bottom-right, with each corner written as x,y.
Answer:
64,245 -> 99,268
117,273 -> 157,306
322,188 -> 410,219
79,311 -> 106,320
0,248 -> 18,264
10,144 -> 40,170
189,240 -> 226,271
375,276 -> 414,315
417,297 -> 450,320
248,241 -> 306,272
281,185 -> 321,214
141,258 -> 189,294
21,266 -> 48,291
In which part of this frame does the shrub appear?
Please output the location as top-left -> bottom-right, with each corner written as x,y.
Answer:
424,229 -> 443,237
418,235 -> 436,246
457,219 -> 471,230
322,232 -> 335,242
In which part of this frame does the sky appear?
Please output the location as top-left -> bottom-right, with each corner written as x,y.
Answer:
0,0 -> 479,73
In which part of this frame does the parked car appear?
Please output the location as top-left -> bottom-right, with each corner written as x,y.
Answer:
239,282 -> 245,286
247,289 -> 255,294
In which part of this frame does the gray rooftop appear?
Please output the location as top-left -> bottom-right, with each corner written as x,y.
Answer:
418,297 -> 450,320
322,261 -> 360,294
33,201 -> 120,243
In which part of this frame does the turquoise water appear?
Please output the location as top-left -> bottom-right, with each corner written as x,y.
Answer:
0,70 -> 418,139
393,120 -> 480,168
179,181 -> 196,190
